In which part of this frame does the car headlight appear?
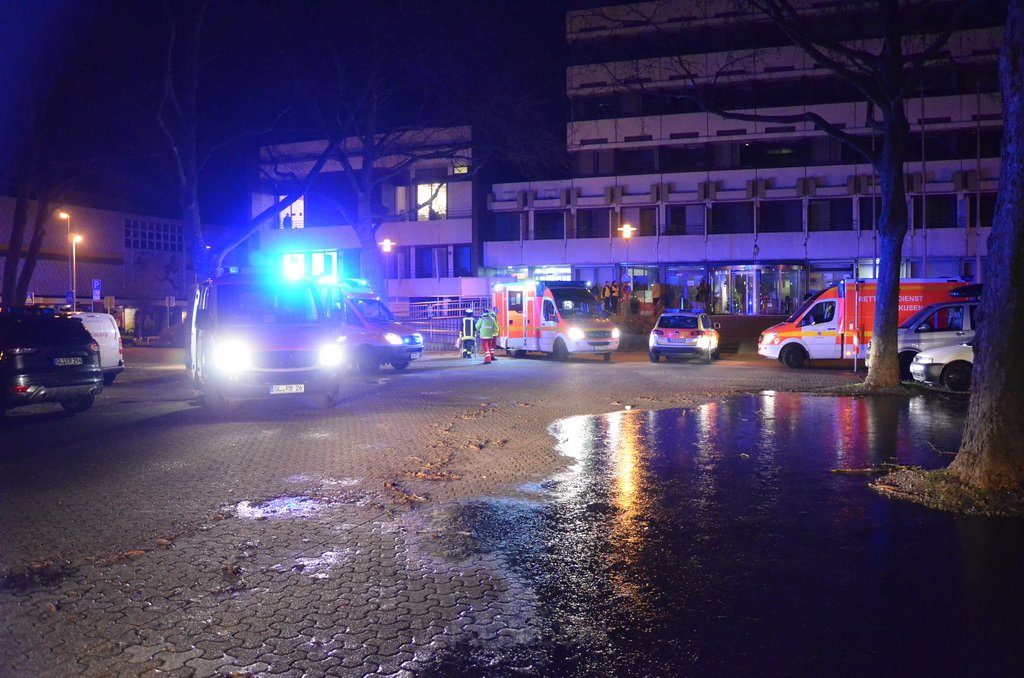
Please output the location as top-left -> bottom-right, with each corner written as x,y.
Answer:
611,327 -> 621,339
760,332 -> 777,345
212,338 -> 252,373
913,355 -> 933,365
318,343 -> 344,368
384,332 -> 403,345
567,327 -> 586,341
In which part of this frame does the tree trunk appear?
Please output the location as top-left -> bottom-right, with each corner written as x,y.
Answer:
864,105 -> 911,388
354,193 -> 386,297
15,195 -> 52,304
949,0 -> 1024,491
2,180 -> 31,305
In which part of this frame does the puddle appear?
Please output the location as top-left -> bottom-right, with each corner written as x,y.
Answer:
233,496 -> 324,520
426,393 -> 1024,676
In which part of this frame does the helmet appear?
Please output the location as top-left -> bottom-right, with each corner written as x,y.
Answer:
464,308 -> 475,316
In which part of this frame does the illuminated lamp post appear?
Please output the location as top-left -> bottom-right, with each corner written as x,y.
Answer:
71,234 -> 83,311
379,238 -> 396,296
617,222 -> 635,284
58,211 -> 72,299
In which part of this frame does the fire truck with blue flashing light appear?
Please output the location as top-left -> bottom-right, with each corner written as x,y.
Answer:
318,278 -> 424,372
757,278 -> 969,369
189,274 -> 346,411
492,280 -> 620,361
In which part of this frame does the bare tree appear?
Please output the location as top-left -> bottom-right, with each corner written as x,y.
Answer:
580,0 -> 985,387
948,0 -> 1024,492
152,0 -> 342,282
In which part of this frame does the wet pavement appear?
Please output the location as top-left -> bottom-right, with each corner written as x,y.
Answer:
3,352 -> 1023,676
420,393 -> 1024,676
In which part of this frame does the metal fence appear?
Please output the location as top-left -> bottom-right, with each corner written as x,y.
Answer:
394,296 -> 491,352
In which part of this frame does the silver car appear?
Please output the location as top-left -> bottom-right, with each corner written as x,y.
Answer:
910,342 -> 974,392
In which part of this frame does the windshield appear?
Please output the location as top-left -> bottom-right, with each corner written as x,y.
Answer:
350,298 -> 397,324
551,288 -> 607,319
785,290 -> 824,323
217,282 -> 321,324
658,315 -> 699,330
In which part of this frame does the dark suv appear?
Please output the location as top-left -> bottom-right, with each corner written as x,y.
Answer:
1,310 -> 104,416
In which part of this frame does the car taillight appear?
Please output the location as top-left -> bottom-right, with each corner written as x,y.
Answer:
89,342 -> 100,352
691,330 -> 701,337
653,329 -> 664,336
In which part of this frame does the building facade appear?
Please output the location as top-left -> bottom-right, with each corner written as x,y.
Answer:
251,126 -> 490,303
485,0 -> 1003,315
0,196 -> 190,334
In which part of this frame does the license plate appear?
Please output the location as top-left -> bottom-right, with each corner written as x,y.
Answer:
668,338 -> 691,344
54,357 -> 84,366
270,384 -> 304,394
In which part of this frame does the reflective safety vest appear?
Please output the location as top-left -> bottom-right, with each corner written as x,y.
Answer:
475,314 -> 498,339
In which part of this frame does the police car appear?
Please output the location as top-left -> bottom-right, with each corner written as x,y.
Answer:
648,309 -> 720,363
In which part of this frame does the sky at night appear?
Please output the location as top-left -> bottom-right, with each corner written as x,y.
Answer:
1,1 -> 568,229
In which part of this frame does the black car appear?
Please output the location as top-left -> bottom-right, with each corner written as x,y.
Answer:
0,311 -> 104,416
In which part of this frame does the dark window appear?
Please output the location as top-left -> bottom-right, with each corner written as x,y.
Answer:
453,245 -> 472,277
637,207 -> 658,236
913,194 -> 958,229
808,199 -> 854,232
534,211 -> 565,240
710,202 -> 754,234
341,248 -> 362,278
508,291 -> 524,313
415,247 -> 435,278
487,212 -> 524,241
858,197 -> 882,230
759,200 -> 803,233
660,145 -> 709,172
576,209 -> 611,238
968,192 -> 998,228
617,148 -> 658,174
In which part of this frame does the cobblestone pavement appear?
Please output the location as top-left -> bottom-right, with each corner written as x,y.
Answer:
1,348 -> 864,677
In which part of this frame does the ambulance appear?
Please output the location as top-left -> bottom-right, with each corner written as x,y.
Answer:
492,281 -> 620,361
757,278 -> 969,368
320,278 -> 424,371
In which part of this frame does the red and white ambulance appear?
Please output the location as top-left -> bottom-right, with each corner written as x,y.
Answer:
493,281 -> 620,361
757,278 -> 969,368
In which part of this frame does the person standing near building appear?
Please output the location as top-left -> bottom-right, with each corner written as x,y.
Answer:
610,281 -> 620,313
475,307 -> 499,364
601,281 -> 612,311
459,308 -> 477,358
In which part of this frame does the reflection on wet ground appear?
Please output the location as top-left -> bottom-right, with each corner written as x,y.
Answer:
427,393 -> 1024,676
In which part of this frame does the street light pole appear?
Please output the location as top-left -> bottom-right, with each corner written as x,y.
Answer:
379,238 -> 396,299
71,234 -> 83,312
617,223 -> 635,283
58,211 -> 72,300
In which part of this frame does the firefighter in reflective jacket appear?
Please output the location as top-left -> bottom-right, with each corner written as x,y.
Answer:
475,308 -> 499,364
459,308 -> 476,358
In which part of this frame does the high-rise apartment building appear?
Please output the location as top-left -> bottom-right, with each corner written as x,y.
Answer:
486,0 -> 1003,315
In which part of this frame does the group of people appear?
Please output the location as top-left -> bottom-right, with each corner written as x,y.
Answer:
459,307 -> 499,364
600,281 -> 627,312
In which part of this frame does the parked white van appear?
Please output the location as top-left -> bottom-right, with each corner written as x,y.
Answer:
68,312 -> 125,384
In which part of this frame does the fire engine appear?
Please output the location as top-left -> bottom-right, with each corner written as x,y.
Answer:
492,281 -> 620,361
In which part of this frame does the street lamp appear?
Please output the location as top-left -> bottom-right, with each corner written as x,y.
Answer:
379,238 -> 397,296
58,211 -> 72,298
617,222 -> 635,283
71,234 -> 83,311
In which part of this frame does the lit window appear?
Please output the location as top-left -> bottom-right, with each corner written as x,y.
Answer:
282,253 -> 306,279
417,183 -> 447,221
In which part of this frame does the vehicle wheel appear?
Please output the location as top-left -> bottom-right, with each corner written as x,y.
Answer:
552,340 -> 569,361
712,349 -> 721,360
514,349 -> 527,358
203,386 -> 235,414
391,359 -> 410,370
103,373 -> 117,385
780,345 -> 807,369
602,352 -> 612,362
649,351 -> 660,363
61,393 -> 95,415
898,352 -> 917,380
941,361 -> 972,392
356,348 -> 380,373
